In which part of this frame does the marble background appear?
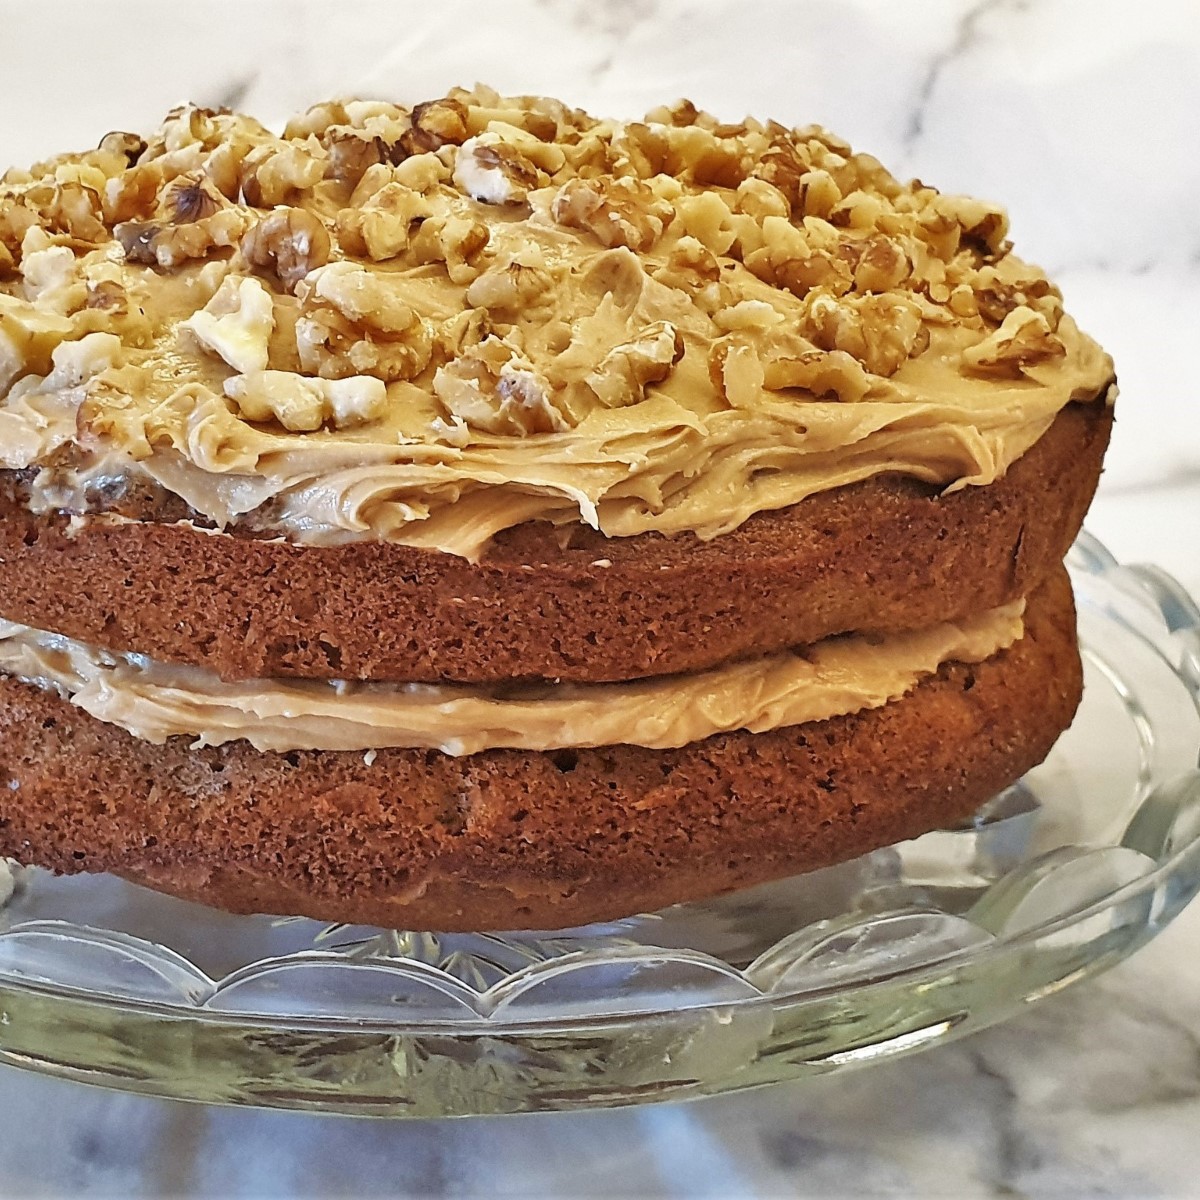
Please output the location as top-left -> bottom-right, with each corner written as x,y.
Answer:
1,0 -> 1198,1194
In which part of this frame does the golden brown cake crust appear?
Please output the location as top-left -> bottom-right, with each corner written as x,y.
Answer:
0,567 -> 1081,932
0,401 -> 1109,684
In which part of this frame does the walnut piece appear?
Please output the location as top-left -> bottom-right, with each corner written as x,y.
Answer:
242,207 -> 331,291
551,176 -> 674,252
464,251 -> 553,317
960,306 -> 1065,377
434,336 -> 567,435
295,262 -> 434,381
224,369 -> 387,431
584,321 -> 684,408
408,211 -> 491,284
401,98 -> 470,154
302,261 -> 418,334
804,290 -> 927,377
0,294 -> 75,389
115,173 -> 252,270
335,183 -> 431,261
181,274 -> 275,373
239,142 -> 326,207
452,134 -> 541,205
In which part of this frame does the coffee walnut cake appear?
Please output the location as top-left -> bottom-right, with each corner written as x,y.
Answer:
0,88 -> 1114,931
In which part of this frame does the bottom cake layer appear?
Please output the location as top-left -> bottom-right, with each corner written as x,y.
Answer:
0,568 -> 1081,932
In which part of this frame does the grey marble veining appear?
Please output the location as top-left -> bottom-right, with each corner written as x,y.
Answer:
0,1 -> 1198,1193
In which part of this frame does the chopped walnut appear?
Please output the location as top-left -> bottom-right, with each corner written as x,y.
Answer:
734,177 -> 790,221
750,139 -> 810,212
181,274 -> 275,373
225,369 -> 388,431
409,211 -> 491,284
0,294 -> 75,389
584,321 -> 684,408
935,194 -> 1010,255
294,265 -> 435,382
295,304 -> 434,383
160,172 -> 226,224
98,131 -> 147,167
401,98 -> 470,154
20,232 -> 82,311
452,134 -> 542,205
57,182 -> 108,242
804,290 -> 928,377
241,207 -> 331,291
101,163 -> 163,225
774,251 -> 854,299
434,336 -> 567,435
713,300 -> 786,332
853,234 -> 911,293
302,261 -> 419,334
335,183 -> 431,261
115,202 -> 251,269
651,236 -> 721,293
972,265 -> 1063,328
551,176 -> 673,252
762,349 -> 872,401
324,131 -> 385,188
464,251 -> 554,317
239,142 -> 326,207
960,306 -> 1065,377
709,330 -> 873,406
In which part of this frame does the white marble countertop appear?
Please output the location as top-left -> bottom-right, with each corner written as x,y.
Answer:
1,0 -> 1198,1194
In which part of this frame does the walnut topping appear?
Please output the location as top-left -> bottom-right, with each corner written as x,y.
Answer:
295,262 -> 434,382
334,183 -> 430,261
804,290 -> 927,377
302,261 -> 418,333
225,369 -> 387,431
452,134 -> 541,205
464,250 -> 554,317
551,176 -> 673,252
434,336 -> 567,435
181,274 -> 275,373
961,306 -> 1065,377
295,304 -> 433,382
242,207 -> 331,291
402,98 -> 470,154
1,87 -> 1098,477
239,142 -> 326,207
98,131 -> 147,167
161,172 -> 225,224
584,321 -> 684,408
0,294 -> 75,389
409,211 -> 490,284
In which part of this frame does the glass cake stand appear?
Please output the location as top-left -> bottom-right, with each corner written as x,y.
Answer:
0,531 -> 1197,1117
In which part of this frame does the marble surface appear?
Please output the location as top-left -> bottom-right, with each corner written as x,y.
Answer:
1,0 -> 1199,1194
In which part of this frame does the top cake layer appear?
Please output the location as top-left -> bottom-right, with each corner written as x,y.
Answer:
0,87 -> 1113,558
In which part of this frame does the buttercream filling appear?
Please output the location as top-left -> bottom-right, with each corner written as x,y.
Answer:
0,602 -> 1024,755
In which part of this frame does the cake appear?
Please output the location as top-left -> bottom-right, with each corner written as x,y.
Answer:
0,89 -> 1114,931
